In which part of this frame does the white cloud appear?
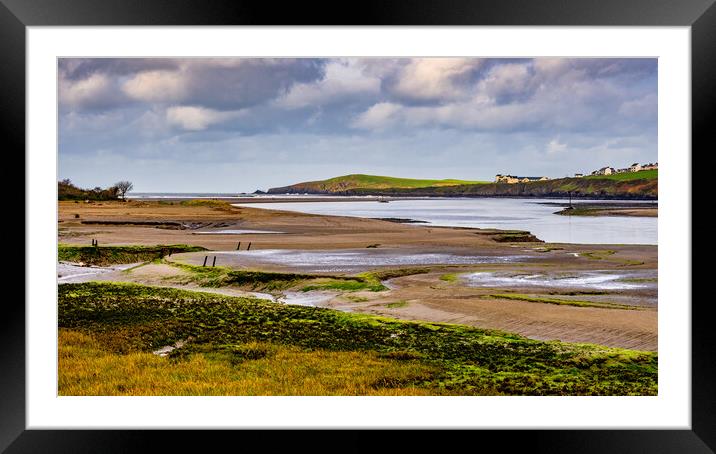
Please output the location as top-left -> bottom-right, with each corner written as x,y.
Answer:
392,58 -> 483,102
275,60 -> 381,109
532,58 -> 571,78
59,73 -> 116,109
479,63 -> 532,99
166,106 -> 239,131
546,137 -> 568,154
123,70 -> 188,102
351,102 -> 402,130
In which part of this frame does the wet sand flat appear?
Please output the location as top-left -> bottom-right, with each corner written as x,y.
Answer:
324,269 -> 657,351
58,200 -> 658,351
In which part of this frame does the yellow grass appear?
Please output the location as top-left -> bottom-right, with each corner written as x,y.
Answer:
58,329 -> 440,396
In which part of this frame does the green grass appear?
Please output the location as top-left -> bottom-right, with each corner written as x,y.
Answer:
298,269 -> 429,292
555,208 -> 601,216
169,261 -> 386,292
488,293 -> 639,310
577,250 -> 644,267
320,174 -> 489,189
533,246 -> 565,252
58,282 -> 657,395
276,174 -> 490,193
386,300 -> 410,308
59,329 -> 437,396
169,261 -> 331,291
490,232 -> 542,243
579,250 -> 617,260
344,295 -> 369,303
58,244 -> 207,266
585,169 -> 658,181
440,273 -> 458,283
363,268 -> 430,280
179,199 -> 231,207
619,277 -> 657,283
301,279 -> 384,292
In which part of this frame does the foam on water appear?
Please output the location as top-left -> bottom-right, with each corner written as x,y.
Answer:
464,271 -> 655,290
213,249 -> 526,272
279,291 -> 337,307
57,262 -> 138,283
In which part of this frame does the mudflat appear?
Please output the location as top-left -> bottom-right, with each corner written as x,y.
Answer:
58,200 -> 658,351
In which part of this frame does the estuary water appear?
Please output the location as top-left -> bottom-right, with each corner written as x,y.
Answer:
236,197 -> 657,245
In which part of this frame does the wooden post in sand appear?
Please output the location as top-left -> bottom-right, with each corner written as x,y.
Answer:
212,256 -> 217,267
247,242 -> 252,251
237,242 -> 241,250
202,256 -> 208,267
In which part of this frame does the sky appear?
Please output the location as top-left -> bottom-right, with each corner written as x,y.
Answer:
58,57 -> 657,193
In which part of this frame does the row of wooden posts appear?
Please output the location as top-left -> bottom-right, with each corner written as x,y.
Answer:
202,242 -> 252,267
236,242 -> 251,251
89,238 -> 252,268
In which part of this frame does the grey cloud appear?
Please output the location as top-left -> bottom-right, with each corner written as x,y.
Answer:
59,58 -> 326,113
59,58 -> 181,81
58,57 -> 657,191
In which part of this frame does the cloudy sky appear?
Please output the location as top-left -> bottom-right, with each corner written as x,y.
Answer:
58,57 -> 657,193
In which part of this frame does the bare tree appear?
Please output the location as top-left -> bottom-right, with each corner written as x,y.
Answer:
114,181 -> 133,200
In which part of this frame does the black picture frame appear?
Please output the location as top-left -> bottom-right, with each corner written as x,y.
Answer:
5,0 -> 711,452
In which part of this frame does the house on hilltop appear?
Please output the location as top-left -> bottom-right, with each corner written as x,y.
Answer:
642,162 -> 658,171
629,162 -> 642,172
495,174 -> 549,184
592,167 -> 615,176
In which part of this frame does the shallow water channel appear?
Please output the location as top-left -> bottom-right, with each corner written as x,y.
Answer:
463,270 -> 657,291
197,248 -> 530,273
236,197 -> 657,245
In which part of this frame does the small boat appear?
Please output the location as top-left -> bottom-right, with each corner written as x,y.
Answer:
378,199 -> 389,203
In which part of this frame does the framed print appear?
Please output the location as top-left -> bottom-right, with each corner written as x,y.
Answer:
6,0 -> 713,452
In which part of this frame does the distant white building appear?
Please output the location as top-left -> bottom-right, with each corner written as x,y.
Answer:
642,162 -> 658,171
495,174 -> 549,184
574,173 -> 584,178
629,162 -> 642,172
593,167 -> 615,176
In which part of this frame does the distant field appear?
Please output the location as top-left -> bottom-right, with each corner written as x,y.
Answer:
585,169 -> 658,181
268,174 -> 490,193
325,174 -> 489,188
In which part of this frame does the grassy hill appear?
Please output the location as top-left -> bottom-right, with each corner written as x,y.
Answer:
585,169 -> 658,181
267,174 -> 488,194
267,172 -> 657,199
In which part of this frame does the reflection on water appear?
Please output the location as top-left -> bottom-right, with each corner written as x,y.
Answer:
464,271 -> 657,290
279,291 -> 337,307
235,198 -> 657,245
212,249 -> 528,272
57,262 -> 138,283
